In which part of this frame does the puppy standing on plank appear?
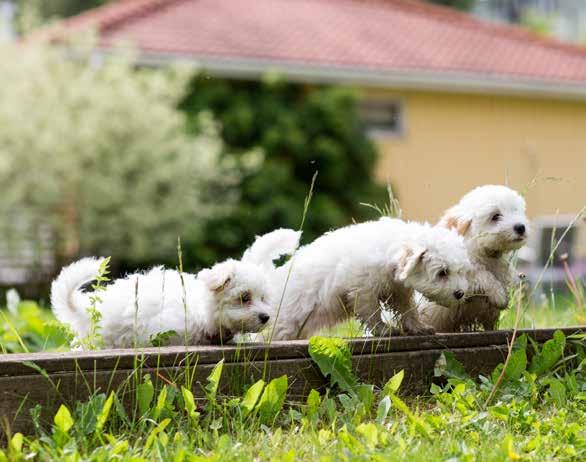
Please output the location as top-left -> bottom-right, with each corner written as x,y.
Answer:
264,217 -> 472,340
418,185 -> 529,331
51,231 -> 300,349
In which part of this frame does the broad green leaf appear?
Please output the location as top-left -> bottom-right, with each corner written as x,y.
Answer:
54,404 -> 74,433
308,336 -> 358,392
306,389 -> 321,419
152,386 -> 168,420
503,334 -> 527,381
9,433 -> 23,453
96,392 -> 115,433
529,330 -> 566,376
240,380 -> 265,417
356,384 -> 374,409
383,369 -> 404,395
547,379 -> 567,406
434,352 -> 470,381
181,387 -> 197,419
488,405 -> 510,421
137,375 -> 155,416
205,359 -> 224,400
255,375 -> 288,425
376,396 -> 391,424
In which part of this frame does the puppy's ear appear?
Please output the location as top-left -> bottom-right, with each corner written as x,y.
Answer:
439,211 -> 471,237
397,245 -> 427,281
197,262 -> 233,293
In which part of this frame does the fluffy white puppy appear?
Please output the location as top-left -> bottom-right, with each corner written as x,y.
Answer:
51,231 -> 300,349
266,217 -> 472,340
418,185 -> 529,331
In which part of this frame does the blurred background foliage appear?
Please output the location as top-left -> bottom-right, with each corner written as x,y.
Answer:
0,44 -> 230,280
0,42 -> 387,289
179,76 -> 387,267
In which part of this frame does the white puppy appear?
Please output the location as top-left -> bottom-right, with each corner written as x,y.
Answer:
265,217 -> 472,340
51,231 -> 300,349
418,185 -> 529,331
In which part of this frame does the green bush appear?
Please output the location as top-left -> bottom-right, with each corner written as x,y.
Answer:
0,44 -> 229,269
180,76 -> 387,267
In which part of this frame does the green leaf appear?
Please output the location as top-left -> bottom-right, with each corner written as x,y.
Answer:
529,330 -> 566,376
137,375 -> 155,416
96,392 -> 115,433
356,422 -> 378,449
144,418 -> 171,451
255,375 -> 288,425
54,404 -> 74,433
240,379 -> 265,418
308,336 -> 358,393
376,396 -> 391,424
504,334 -> 527,381
152,386 -> 168,421
150,330 -> 178,347
181,386 -> 198,419
356,384 -> 374,409
383,370 -> 404,395
205,359 -> 224,400
547,379 -> 567,406
306,389 -> 321,419
9,433 -> 23,454
434,352 -> 470,381
389,393 -> 432,439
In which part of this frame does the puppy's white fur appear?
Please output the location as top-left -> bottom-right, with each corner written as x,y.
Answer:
51,233 -> 299,349
266,217 -> 472,340
241,228 -> 302,271
418,185 -> 529,331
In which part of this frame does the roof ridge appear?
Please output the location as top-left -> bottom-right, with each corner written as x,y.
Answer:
379,0 -> 586,60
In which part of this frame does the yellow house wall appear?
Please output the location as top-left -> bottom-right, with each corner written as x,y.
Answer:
364,89 -> 586,256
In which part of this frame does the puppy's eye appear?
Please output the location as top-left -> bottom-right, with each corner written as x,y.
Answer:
491,213 -> 502,222
437,269 -> 449,279
240,291 -> 252,304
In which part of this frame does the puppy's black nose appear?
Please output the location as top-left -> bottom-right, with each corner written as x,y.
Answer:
453,290 -> 464,300
514,224 -> 526,236
258,313 -> 270,324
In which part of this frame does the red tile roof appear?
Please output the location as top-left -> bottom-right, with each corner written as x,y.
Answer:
39,0 -> 586,97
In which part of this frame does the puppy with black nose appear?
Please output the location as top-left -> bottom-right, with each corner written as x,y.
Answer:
418,185 -> 529,332
51,258 -> 273,349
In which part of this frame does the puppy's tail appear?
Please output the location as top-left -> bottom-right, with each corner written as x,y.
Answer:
51,257 -> 104,336
242,228 -> 301,270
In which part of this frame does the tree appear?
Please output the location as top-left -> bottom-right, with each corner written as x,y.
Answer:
0,43 -> 229,271
428,0 -> 474,11
180,76 -> 387,267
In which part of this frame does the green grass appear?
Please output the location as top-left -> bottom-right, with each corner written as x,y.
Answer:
1,294 -> 585,460
0,325 -> 584,461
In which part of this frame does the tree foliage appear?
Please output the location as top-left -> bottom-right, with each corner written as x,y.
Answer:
428,0 -> 474,11
180,76 -> 386,266
0,43 -> 228,266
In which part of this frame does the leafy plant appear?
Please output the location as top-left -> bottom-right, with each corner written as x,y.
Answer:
308,336 -> 358,393
0,42 -> 230,270
180,76 -> 386,268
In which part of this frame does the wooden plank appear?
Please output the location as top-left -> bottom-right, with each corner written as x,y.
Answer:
1,327 -> 582,375
0,327 -> 583,437
0,345 -> 510,436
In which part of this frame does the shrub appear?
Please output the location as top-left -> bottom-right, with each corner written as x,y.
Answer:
180,76 -> 386,266
0,43 -> 230,271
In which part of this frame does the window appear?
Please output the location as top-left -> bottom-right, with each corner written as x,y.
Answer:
359,100 -> 404,138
